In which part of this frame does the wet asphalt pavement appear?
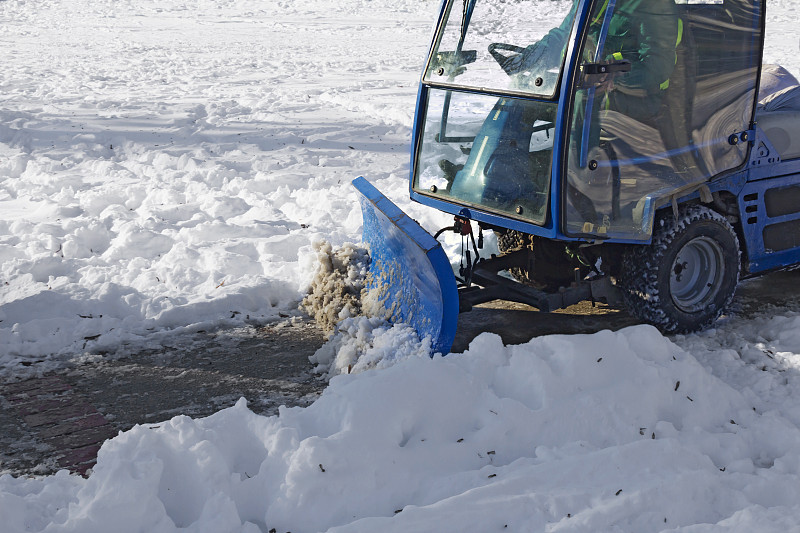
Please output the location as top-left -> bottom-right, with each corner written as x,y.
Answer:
1,271 -> 798,477
0,321 -> 326,476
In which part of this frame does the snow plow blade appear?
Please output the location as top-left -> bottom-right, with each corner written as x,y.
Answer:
353,177 -> 458,355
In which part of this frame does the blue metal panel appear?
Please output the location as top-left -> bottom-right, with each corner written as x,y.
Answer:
550,0 -> 593,242
709,171 -> 749,197
410,189 -> 558,237
746,158 -> 800,182
738,172 -> 800,274
409,83 -> 428,197
746,126 -> 800,181
579,0 -> 617,168
409,0 -> 453,203
353,177 -> 459,355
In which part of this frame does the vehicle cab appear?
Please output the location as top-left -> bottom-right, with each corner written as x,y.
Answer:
410,0 -> 764,244
352,0 -> 800,349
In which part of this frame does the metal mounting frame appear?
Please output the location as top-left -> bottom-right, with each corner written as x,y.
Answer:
458,249 -> 622,313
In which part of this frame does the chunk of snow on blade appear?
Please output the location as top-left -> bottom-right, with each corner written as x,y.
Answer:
301,241 -> 432,377
300,240 -> 370,335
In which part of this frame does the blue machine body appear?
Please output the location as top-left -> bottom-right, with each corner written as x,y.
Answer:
353,0 -> 800,354
352,177 -> 459,354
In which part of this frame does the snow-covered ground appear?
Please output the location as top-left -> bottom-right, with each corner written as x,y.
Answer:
3,0 -> 800,531
0,0 -> 445,366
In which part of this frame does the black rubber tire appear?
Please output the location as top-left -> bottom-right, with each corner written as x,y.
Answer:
496,230 -> 580,290
619,205 -> 740,333
497,229 -> 535,284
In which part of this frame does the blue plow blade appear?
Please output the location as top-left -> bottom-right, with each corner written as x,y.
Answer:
352,177 -> 459,355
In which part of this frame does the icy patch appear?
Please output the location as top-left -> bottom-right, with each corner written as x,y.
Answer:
301,241 -> 432,378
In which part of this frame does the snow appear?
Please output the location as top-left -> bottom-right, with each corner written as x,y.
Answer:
7,323 -> 800,532
309,316 -> 433,377
300,241 -> 370,335
0,0 -> 445,367
3,0 -> 800,532
299,240 -> 433,378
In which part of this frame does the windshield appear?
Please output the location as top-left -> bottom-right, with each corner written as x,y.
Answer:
413,89 -> 556,225
424,0 -> 581,98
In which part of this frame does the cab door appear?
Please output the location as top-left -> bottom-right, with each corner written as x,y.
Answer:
562,0 -> 762,241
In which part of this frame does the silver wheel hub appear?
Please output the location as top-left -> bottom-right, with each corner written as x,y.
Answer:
670,236 -> 725,313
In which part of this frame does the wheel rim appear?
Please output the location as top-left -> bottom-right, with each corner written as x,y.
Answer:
669,236 -> 725,313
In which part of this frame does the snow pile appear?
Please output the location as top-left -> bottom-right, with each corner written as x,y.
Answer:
5,324 -> 800,532
301,241 -> 432,377
309,316 -> 433,377
300,241 -> 371,334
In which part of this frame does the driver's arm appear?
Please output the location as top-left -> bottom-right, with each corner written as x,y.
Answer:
526,3 -> 579,68
616,0 -> 679,94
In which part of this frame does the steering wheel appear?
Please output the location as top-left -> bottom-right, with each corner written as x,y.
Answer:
488,43 -> 527,75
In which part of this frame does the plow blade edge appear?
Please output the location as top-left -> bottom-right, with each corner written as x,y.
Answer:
352,177 -> 458,354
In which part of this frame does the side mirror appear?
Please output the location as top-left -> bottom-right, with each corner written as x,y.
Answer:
431,50 -> 478,78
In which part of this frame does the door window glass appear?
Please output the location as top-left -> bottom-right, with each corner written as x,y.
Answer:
565,0 -> 760,239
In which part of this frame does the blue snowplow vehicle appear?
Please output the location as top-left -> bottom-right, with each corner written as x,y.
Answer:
355,0 -> 800,354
